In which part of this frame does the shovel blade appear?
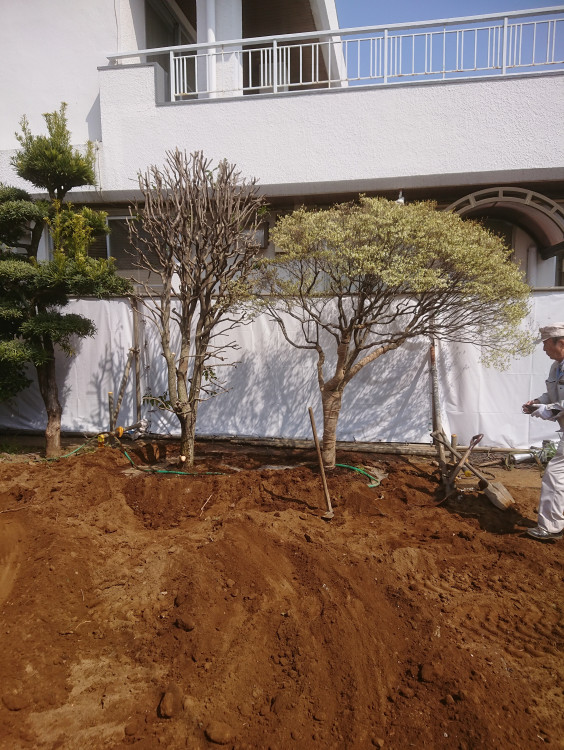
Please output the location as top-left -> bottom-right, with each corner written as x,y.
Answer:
484,481 -> 515,510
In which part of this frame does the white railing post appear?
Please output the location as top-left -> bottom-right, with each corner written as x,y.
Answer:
383,28 -> 388,83
442,28 -> 446,78
273,39 -> 278,93
501,16 -> 508,74
169,50 -> 175,101
108,7 -> 564,97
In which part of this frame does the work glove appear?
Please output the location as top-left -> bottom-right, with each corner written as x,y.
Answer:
531,404 -> 557,420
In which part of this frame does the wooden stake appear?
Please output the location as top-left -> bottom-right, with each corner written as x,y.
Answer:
429,339 -> 446,471
131,297 -> 142,422
108,392 -> 115,432
308,407 -> 334,519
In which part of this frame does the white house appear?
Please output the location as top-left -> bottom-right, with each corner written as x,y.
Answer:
0,0 -> 563,449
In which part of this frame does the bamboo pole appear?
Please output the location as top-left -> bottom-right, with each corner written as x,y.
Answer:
429,339 -> 446,471
108,392 -> 115,432
112,349 -> 135,426
131,297 -> 142,422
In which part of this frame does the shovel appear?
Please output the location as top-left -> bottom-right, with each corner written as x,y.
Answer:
431,430 -> 515,510
440,433 -> 484,502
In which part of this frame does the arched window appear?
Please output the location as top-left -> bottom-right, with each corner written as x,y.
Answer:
447,188 -> 564,288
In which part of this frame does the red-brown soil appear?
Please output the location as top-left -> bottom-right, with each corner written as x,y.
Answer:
0,437 -> 562,750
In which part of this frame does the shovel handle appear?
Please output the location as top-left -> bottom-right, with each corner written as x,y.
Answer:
431,430 -> 489,484
446,433 -> 483,485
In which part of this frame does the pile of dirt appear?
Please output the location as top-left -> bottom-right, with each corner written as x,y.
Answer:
0,439 -> 562,749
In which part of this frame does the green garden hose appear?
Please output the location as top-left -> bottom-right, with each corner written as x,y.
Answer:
335,463 -> 381,487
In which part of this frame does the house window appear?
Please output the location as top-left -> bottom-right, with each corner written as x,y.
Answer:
92,217 -> 162,286
89,216 -> 271,288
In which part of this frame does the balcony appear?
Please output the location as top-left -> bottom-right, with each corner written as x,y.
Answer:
107,7 -> 564,100
96,7 -> 564,200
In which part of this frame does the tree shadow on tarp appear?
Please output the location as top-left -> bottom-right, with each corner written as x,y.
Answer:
88,338 -> 138,431
198,334 -> 434,443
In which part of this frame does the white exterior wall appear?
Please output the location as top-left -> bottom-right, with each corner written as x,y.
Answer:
513,226 -> 557,288
0,0 -> 145,150
95,67 -> 564,195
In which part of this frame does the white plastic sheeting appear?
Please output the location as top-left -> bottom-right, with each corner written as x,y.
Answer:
0,291 -> 562,449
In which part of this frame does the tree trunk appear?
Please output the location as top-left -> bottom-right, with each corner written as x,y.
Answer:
321,388 -> 343,469
36,355 -> 62,459
178,408 -> 198,467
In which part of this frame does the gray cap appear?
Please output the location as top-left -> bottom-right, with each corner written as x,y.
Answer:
539,323 -> 564,341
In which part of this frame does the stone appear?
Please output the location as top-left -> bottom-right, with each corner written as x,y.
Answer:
174,592 -> 187,607
419,662 -> 440,683
158,683 -> 182,718
124,721 -> 139,736
204,720 -> 233,744
2,693 -> 29,711
175,615 -> 195,632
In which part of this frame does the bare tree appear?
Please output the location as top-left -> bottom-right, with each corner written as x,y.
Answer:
128,149 -> 266,465
261,197 -> 532,468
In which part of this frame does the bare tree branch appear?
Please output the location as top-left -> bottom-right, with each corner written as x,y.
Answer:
127,150 -> 266,464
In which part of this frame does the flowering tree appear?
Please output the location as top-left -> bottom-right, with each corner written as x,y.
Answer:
261,197 -> 532,468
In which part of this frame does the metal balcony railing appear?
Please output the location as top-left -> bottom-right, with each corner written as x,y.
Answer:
107,6 -> 564,101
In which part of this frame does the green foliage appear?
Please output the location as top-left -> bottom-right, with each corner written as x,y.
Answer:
264,197 -> 533,465
21,312 -> 95,354
0,341 -> 33,399
0,104 -> 131,405
266,197 -> 532,368
0,185 -> 33,203
142,390 -> 173,412
0,184 -> 49,254
11,103 -> 96,201
48,201 -> 109,257
0,200 -> 45,247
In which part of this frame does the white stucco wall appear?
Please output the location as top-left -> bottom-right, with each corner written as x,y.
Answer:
0,0 -> 115,148
96,67 -> 564,195
513,226 -> 557,288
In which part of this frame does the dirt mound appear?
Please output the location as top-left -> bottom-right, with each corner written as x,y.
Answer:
0,441 -> 562,749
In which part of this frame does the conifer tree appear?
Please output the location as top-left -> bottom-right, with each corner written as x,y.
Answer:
0,104 -> 130,456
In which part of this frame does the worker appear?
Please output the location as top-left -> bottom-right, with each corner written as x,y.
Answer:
522,323 -> 564,540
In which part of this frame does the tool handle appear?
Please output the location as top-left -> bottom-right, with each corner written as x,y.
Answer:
446,433 -> 483,484
430,430 -> 489,484
308,407 -> 333,516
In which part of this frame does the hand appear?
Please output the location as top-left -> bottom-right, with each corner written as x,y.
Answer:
522,400 -> 539,414
531,404 -> 554,420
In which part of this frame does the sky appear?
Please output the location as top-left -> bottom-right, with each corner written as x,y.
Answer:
334,1 -> 561,28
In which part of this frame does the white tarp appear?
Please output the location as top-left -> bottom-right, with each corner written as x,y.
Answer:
0,291 -> 562,450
